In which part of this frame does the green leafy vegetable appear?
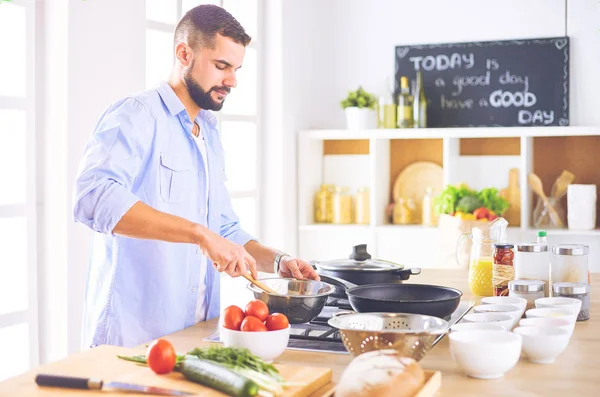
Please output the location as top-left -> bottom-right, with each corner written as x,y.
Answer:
456,196 -> 483,213
433,184 -> 476,215
477,187 -> 509,215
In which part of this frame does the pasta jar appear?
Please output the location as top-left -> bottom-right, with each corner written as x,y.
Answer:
355,187 -> 370,225
515,243 -> 550,297
314,184 -> 334,223
509,279 -> 545,310
492,244 -> 515,296
332,187 -> 353,224
551,245 -> 589,292
552,282 -> 591,321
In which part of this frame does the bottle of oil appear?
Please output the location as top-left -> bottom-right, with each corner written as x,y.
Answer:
413,71 -> 427,128
397,76 -> 413,128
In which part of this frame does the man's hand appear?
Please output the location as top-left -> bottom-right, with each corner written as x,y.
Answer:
198,229 -> 257,279
278,256 -> 320,281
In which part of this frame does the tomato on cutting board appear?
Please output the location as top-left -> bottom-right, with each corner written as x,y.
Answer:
222,305 -> 246,331
240,315 -> 268,332
265,313 -> 289,331
146,338 -> 177,374
244,300 -> 269,322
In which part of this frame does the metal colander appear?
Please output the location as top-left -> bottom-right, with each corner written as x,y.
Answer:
328,312 -> 449,360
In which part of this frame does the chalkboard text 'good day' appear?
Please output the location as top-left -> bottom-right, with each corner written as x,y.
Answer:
394,37 -> 569,127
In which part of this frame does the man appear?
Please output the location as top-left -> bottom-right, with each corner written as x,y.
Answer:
73,5 -> 319,348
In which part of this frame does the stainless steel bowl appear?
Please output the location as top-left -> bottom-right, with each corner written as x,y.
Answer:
328,312 -> 449,360
247,278 -> 336,324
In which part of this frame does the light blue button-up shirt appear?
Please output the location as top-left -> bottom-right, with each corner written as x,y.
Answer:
73,82 -> 254,348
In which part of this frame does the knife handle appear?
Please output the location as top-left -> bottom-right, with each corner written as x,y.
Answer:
35,374 -> 103,390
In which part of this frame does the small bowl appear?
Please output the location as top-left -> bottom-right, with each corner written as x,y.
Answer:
535,297 -> 582,316
474,304 -> 523,327
513,326 -> 570,364
518,317 -> 575,339
481,296 -> 527,312
220,326 -> 290,362
462,313 -> 515,331
525,308 -> 578,325
451,322 -> 505,332
449,330 -> 522,379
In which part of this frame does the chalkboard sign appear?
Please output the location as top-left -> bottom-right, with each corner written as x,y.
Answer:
394,37 -> 569,127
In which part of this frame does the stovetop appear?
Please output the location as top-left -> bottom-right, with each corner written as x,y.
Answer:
203,298 -> 475,354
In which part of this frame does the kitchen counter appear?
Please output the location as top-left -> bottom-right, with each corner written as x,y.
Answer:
0,269 -> 598,396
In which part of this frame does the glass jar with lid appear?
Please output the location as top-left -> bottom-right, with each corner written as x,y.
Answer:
492,243 -> 515,297
332,187 -> 353,224
515,243 -> 550,297
509,279 -> 545,310
552,282 -> 591,321
314,184 -> 334,223
551,244 -> 590,292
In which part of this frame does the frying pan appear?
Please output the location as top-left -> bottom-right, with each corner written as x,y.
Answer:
320,274 -> 463,319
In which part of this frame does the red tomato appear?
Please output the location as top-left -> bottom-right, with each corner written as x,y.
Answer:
245,300 -> 269,322
265,313 -> 289,331
240,315 -> 268,332
223,305 -> 245,331
146,339 -> 177,374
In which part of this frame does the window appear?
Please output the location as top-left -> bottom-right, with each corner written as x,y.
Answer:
0,0 -> 39,381
145,0 -> 261,237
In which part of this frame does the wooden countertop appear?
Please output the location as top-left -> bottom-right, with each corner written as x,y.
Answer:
1,269 -> 598,396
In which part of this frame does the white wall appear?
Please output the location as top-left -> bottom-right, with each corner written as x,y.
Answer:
38,0 -> 146,362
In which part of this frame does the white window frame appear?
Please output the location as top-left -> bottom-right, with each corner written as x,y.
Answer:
145,0 -> 262,237
0,0 -> 40,374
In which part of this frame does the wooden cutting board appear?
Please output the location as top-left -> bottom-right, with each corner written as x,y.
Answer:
0,345 -> 333,397
499,168 -> 521,226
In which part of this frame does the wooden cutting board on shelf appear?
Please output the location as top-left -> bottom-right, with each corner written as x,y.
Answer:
500,168 -> 521,227
1,345 -> 333,397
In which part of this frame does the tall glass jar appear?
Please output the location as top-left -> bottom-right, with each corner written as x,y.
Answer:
492,243 -> 515,296
332,187 -> 353,224
313,184 -> 334,223
355,187 -> 370,225
515,243 -> 550,297
551,244 -> 590,292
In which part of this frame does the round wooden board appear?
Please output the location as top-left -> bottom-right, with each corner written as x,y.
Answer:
393,161 -> 444,204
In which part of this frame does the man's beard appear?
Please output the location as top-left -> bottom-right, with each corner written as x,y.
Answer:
183,65 -> 230,111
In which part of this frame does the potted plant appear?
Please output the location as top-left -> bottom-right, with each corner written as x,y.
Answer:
340,86 -> 377,130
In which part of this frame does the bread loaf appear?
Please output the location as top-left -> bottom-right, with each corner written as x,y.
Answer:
336,350 -> 425,397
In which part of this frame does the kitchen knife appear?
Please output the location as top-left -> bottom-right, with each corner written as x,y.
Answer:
35,374 -> 195,396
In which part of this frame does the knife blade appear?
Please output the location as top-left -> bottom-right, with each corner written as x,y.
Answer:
35,374 -> 195,396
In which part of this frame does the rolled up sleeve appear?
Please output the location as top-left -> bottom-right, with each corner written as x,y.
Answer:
73,98 -> 151,235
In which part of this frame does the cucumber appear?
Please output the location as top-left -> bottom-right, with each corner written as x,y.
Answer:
179,358 -> 259,397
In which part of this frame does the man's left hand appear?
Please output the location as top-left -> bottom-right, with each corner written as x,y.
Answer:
278,256 -> 321,281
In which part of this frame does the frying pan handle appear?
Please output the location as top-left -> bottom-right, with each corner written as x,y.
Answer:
318,274 -> 357,290
392,267 -> 421,280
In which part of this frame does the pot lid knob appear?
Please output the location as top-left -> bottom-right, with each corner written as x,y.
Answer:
349,244 -> 371,261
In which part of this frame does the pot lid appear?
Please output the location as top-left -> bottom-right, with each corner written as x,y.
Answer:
314,244 -> 405,272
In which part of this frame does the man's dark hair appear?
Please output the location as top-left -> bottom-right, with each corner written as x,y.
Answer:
174,4 -> 251,50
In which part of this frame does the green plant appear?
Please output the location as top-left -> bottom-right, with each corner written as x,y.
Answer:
340,86 -> 377,109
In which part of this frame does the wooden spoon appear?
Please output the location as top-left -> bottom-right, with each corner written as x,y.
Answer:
528,173 -> 564,227
242,273 -> 280,295
551,170 -> 575,199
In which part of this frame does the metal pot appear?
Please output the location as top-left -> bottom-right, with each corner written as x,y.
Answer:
246,278 -> 336,324
311,244 -> 421,298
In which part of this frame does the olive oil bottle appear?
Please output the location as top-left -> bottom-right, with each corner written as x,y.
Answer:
413,71 -> 427,128
397,76 -> 413,128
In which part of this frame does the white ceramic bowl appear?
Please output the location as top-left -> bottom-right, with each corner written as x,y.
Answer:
451,322 -> 505,332
481,296 -> 527,312
462,313 -> 515,331
449,330 -> 522,379
518,317 -> 575,339
513,326 -> 570,364
535,297 -> 582,316
220,325 -> 290,362
525,308 -> 578,326
474,304 -> 523,327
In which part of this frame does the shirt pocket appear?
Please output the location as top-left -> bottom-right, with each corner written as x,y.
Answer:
159,153 -> 193,203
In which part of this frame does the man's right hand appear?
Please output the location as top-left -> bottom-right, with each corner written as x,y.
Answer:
197,228 -> 257,279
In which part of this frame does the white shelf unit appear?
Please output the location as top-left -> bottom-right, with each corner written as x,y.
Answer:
297,126 -> 600,270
